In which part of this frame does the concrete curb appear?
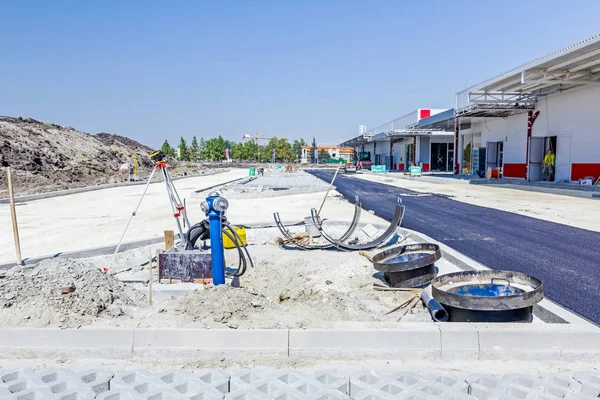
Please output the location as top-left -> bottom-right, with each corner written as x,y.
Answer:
0,169 -> 230,204
0,325 -> 599,360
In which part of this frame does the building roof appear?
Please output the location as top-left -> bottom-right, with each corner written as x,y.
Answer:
456,34 -> 600,117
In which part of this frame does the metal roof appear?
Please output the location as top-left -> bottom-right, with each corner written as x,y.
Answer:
456,34 -> 600,117
417,108 -> 455,130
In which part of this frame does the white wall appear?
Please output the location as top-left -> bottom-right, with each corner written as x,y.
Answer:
533,84 -> 600,163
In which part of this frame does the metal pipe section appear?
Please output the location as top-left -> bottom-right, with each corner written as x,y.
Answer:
421,285 -> 449,322
311,204 -> 405,251
273,200 -> 362,250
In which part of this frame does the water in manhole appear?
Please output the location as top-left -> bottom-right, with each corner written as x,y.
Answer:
432,270 -> 543,323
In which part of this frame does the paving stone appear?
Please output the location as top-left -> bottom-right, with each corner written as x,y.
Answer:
36,369 -> 78,384
573,371 -> 600,396
386,372 -> 421,388
195,370 -> 230,394
310,371 -> 348,394
0,369 -> 39,384
96,389 -> 144,400
0,387 -> 55,400
350,371 -> 384,396
77,369 -> 114,394
186,386 -> 225,400
223,389 -> 263,400
157,371 -> 197,386
352,388 -> 392,400
425,374 -> 469,393
428,390 -> 477,399
311,389 -> 350,399
229,370 -> 270,392
247,378 -> 284,396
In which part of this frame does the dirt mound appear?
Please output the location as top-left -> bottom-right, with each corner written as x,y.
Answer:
0,116 -> 155,196
0,259 -> 144,328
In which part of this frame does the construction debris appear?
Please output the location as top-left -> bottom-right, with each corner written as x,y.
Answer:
0,259 -> 144,328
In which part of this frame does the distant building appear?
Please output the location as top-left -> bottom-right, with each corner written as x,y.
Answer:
300,145 -> 354,164
358,125 -> 368,135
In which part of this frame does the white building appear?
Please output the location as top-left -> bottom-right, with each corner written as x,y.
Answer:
342,109 -> 454,171
343,34 -> 600,182
358,125 -> 368,135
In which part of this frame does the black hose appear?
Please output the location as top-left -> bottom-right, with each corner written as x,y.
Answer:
224,222 -> 254,270
222,227 -> 247,277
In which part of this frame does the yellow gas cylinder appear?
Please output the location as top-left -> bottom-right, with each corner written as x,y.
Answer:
223,226 -> 247,249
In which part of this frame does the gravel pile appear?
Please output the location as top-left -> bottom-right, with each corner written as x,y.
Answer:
0,259 -> 145,328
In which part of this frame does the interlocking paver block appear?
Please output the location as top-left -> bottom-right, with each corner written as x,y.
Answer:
246,378 -> 283,396
540,374 -> 582,392
374,380 -> 405,396
0,388 -> 55,400
411,381 -> 446,397
428,390 -> 477,399
350,371 -> 384,396
293,380 -> 324,396
195,370 -> 230,394
573,372 -> 600,397
36,368 -> 77,384
229,370 -> 269,392
186,386 -> 225,400
0,369 -> 39,384
310,372 -> 348,394
312,388 -> 350,399
352,388 -> 392,400
224,389 -> 262,400
425,374 -> 469,393
396,390 -> 428,400
78,369 -> 114,394
96,389 -> 144,400
157,371 -> 196,386
387,372 -> 421,388
272,389 -> 306,400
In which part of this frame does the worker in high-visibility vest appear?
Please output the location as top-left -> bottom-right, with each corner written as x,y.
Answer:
542,150 -> 555,181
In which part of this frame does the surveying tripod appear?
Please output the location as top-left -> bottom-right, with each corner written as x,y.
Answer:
107,150 -> 191,272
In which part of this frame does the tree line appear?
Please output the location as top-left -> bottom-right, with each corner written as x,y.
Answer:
160,136 -> 333,163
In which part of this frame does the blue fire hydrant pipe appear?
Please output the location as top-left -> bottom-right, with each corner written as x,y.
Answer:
206,195 -> 226,285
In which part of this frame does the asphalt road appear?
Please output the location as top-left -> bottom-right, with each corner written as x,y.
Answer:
308,169 -> 600,325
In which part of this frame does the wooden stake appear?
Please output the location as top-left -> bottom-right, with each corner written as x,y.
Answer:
164,230 -> 174,250
398,296 -> 420,322
317,161 -> 343,216
156,248 -> 161,282
359,251 -> 373,262
6,167 -> 22,265
148,251 -> 153,306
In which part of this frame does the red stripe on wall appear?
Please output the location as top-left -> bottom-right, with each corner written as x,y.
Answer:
503,163 -> 527,179
571,163 -> 600,181
422,163 -> 430,172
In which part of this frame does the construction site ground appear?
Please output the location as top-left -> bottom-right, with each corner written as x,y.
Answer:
1,167 -> 600,384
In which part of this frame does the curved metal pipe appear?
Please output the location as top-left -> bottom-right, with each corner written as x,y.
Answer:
273,201 -> 362,250
312,204 -> 405,251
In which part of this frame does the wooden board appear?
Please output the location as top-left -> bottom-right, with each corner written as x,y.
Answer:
158,251 -> 212,282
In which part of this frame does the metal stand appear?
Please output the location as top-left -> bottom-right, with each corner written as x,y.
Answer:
106,161 -> 191,272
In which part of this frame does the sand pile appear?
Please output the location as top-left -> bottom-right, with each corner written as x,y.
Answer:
0,259 -> 144,328
149,243 -> 427,329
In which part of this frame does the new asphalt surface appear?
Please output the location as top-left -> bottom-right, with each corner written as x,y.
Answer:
308,169 -> 600,325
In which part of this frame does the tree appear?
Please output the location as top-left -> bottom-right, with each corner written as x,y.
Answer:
318,149 -> 331,163
190,136 -> 200,161
178,137 -> 189,161
199,137 -> 207,160
161,140 -> 176,158
292,139 -> 308,162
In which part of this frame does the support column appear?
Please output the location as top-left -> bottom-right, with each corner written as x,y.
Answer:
454,117 -> 460,174
525,110 -> 540,180
389,141 -> 394,170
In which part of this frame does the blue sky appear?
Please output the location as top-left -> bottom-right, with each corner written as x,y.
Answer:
1,0 -> 599,148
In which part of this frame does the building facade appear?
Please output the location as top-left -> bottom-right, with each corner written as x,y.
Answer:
300,145 -> 354,163
341,34 -> 600,182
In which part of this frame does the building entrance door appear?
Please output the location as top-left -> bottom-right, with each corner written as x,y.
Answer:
431,143 -> 448,171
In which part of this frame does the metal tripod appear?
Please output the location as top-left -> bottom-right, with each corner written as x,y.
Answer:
106,160 -> 191,272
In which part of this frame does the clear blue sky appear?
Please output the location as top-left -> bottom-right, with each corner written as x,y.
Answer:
1,0 -> 599,148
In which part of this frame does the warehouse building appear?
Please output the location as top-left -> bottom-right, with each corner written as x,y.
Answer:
341,109 -> 455,172
344,34 -> 600,182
